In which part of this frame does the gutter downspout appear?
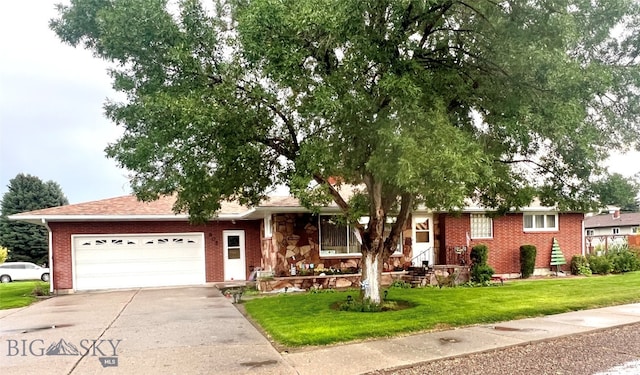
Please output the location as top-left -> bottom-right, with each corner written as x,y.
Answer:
42,218 -> 54,295
581,214 -> 586,256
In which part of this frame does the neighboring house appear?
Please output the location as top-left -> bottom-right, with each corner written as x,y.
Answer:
584,211 -> 640,252
10,195 -> 584,293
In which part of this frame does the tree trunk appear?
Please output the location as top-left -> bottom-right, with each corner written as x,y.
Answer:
360,249 -> 384,304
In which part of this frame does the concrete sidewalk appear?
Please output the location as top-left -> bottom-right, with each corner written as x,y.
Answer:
283,303 -> 640,375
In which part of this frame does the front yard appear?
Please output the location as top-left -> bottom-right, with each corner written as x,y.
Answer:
0,281 -> 49,310
243,272 -> 640,347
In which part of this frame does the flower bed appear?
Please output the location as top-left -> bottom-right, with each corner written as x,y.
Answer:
257,271 -> 407,292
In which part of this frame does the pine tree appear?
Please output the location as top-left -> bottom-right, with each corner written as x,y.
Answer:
0,174 -> 69,264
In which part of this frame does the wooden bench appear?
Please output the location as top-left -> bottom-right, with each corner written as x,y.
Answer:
491,275 -> 505,285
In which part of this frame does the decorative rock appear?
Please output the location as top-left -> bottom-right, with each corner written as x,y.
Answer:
299,245 -> 311,255
335,278 -> 352,288
272,281 -> 293,290
341,259 -> 358,268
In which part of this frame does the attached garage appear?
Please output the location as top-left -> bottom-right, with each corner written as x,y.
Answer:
73,233 -> 205,291
8,195 -> 268,293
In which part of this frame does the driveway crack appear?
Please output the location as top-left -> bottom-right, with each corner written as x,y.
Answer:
67,289 -> 140,374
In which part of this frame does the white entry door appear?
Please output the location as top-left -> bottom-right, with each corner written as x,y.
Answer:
223,230 -> 246,281
412,215 -> 434,267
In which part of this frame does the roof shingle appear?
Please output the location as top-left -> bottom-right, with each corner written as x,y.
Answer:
584,212 -> 640,229
11,195 -> 253,217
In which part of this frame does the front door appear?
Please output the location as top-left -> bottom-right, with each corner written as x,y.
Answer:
412,215 -> 433,267
223,230 -> 246,281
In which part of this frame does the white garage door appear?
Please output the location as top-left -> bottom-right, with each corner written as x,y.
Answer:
73,233 -> 205,291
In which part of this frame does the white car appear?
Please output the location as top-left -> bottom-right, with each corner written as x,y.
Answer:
0,262 -> 50,283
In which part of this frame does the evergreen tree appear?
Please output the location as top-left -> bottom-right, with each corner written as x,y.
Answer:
0,174 -> 69,264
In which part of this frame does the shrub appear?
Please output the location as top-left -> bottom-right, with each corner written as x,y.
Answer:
31,283 -> 50,297
389,280 -> 411,289
588,255 -> 613,274
470,244 -> 494,283
471,264 -> 495,284
338,297 -> 383,312
570,255 -> 589,275
520,245 -> 537,278
607,248 -> 640,273
0,246 -> 8,263
470,244 -> 489,265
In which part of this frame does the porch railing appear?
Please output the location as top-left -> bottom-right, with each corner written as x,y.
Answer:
445,246 -> 471,266
411,247 -> 432,267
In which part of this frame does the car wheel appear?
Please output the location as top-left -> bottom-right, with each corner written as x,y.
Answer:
0,275 -> 11,283
41,273 -> 50,282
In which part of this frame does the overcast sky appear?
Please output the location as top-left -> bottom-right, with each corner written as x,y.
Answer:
0,2 -> 639,205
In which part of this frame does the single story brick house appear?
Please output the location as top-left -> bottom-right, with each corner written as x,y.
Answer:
10,195 -> 584,293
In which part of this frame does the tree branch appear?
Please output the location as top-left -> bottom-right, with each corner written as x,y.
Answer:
384,192 -> 413,257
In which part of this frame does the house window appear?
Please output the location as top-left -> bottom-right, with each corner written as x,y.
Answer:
319,216 -> 360,255
586,229 -> 594,236
633,227 -> 639,234
613,227 -> 620,235
319,215 -> 401,256
415,219 -> 430,243
523,213 -> 558,231
470,214 -> 493,239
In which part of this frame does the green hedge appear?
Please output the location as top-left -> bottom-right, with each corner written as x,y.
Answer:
520,245 -> 537,278
470,244 -> 494,283
586,247 -> 640,275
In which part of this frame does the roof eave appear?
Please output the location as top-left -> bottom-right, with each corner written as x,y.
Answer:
7,213 -> 258,224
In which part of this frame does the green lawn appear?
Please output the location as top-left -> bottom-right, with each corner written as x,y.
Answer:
243,272 -> 640,347
0,281 -> 49,310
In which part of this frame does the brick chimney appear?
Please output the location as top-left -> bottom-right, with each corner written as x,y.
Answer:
613,210 -> 621,220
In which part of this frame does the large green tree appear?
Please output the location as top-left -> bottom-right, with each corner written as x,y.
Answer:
52,0 -> 640,303
593,173 -> 640,212
0,174 -> 69,264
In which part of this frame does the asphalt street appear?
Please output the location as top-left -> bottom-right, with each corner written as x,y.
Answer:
369,322 -> 640,375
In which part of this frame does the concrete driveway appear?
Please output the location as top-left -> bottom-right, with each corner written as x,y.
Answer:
0,286 -> 295,375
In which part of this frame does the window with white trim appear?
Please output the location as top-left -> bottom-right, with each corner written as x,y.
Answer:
319,215 -> 401,256
613,227 -> 620,235
414,218 -> 430,244
633,227 -> 638,234
523,213 -> 558,231
586,229 -> 594,236
319,216 -> 360,255
470,214 -> 493,239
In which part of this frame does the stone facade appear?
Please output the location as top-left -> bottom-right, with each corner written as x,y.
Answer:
257,272 -> 408,292
260,213 -> 414,277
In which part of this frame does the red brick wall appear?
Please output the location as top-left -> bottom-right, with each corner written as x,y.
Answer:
439,213 -> 584,274
48,220 -> 262,290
